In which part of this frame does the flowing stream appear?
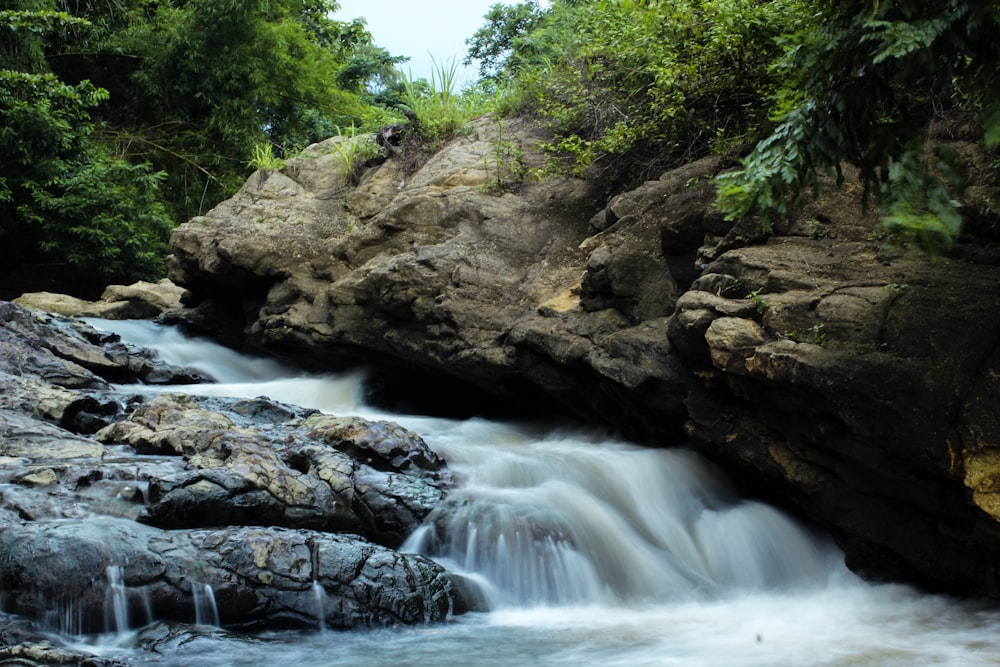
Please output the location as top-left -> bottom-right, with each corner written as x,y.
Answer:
75,320 -> 1000,666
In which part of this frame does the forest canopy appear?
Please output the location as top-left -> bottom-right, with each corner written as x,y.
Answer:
2,0 -> 997,283
1,0 -> 402,281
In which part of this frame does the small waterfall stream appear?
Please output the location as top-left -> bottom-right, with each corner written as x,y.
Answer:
71,320 -> 1000,666
402,442 -> 841,608
192,583 -> 220,627
104,565 -> 130,635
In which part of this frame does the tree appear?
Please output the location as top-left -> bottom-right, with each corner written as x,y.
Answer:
2,1 -> 401,280
0,5 -> 172,281
464,1 -> 545,81
57,0 -> 379,220
714,0 -> 1000,250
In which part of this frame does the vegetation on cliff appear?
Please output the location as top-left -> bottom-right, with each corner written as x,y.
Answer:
2,0 -> 996,282
471,0 -> 998,251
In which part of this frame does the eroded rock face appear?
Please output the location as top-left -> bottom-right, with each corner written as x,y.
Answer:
0,301 -> 473,651
167,118 -> 700,435
164,116 -> 1000,598
670,239 -> 1000,591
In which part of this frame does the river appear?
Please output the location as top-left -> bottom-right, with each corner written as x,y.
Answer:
72,320 -> 1000,666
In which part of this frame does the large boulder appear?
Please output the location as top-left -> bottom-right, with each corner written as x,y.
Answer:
167,118 -> 697,434
0,519 -> 462,632
163,115 -> 1000,599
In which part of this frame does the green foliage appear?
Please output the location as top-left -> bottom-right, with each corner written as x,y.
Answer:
51,0 -> 383,221
715,0 -> 1000,253
785,323 -> 826,346
400,58 -> 489,151
18,155 -> 173,279
328,125 -> 380,184
479,0 -> 807,186
0,7 -> 171,281
746,289 -> 770,315
482,115 -> 535,193
0,1 -> 413,280
464,1 -> 545,81
247,143 -> 287,172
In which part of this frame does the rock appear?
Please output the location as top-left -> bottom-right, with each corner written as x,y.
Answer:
166,117 -> 697,435
94,394 -> 450,546
672,236 -> 1000,593
302,414 -> 447,475
9,292 -> 95,318
0,298 -> 472,636
162,114 -> 1000,600
14,279 -> 188,320
0,301 -> 207,388
0,518 -> 468,632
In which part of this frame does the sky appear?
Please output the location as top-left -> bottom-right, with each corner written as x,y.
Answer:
331,0 -> 508,88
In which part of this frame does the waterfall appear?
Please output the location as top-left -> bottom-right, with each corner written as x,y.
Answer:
193,582 -> 220,627
311,581 -> 328,634
104,565 -> 129,635
403,431 -> 841,609
74,319 -> 1000,666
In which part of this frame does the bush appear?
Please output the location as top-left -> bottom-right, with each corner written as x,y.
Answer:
486,0 -> 809,187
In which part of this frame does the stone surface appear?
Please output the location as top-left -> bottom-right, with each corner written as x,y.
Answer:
94,394 -> 450,546
0,299 -> 473,660
14,279 -> 188,320
0,519 -> 462,633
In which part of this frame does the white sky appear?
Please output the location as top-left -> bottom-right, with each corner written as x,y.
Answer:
331,0 -> 510,88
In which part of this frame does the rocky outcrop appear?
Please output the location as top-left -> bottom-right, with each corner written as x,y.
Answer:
14,279 -> 188,320
0,301 -> 473,653
168,117 -> 701,431
164,115 -> 1000,598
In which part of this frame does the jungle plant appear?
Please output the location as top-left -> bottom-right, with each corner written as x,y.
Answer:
475,0 -> 809,187
0,7 -> 172,281
747,289 -> 771,315
248,142 -> 287,173
715,0 -> 999,253
329,124 -> 380,183
401,58 -> 486,149
482,115 -> 529,193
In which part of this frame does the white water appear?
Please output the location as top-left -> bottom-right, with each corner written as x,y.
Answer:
78,320 -> 1000,666
193,583 -> 220,628
105,565 -> 130,635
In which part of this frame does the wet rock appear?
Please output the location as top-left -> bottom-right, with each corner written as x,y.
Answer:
301,414 -> 447,475
0,301 -> 207,388
95,394 -> 450,546
0,298 -> 470,637
0,519 -> 469,632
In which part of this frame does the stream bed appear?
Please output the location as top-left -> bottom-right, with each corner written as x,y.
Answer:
58,320 -> 1000,666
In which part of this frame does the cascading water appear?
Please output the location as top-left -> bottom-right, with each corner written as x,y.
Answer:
402,439 -> 840,608
104,565 -> 129,635
312,581 -> 328,634
192,583 -> 220,627
71,319 -> 1000,666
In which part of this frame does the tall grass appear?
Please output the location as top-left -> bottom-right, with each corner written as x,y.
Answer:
330,124 -> 380,183
400,57 -> 490,148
